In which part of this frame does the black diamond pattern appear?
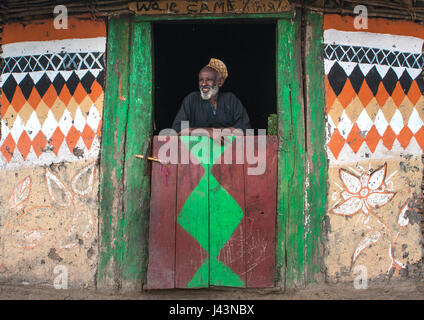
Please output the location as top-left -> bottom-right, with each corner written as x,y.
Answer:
81,71 -> 95,94
66,71 -> 79,96
35,73 -> 52,98
382,68 -> 398,96
18,57 -> 29,72
52,73 -> 66,96
348,64 -> 365,94
416,76 -> 424,95
84,54 -> 94,67
327,62 -> 347,96
1,75 -> 17,102
365,66 -> 382,96
406,55 -> 417,68
93,52 -> 104,69
96,70 -> 105,88
19,74 -> 35,100
335,46 -> 345,60
397,54 -> 406,67
399,70 -> 413,95
355,47 -> 365,62
51,55 -> 62,68
387,52 -> 397,67
38,55 -> 50,71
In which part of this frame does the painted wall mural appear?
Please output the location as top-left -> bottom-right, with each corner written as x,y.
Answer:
324,15 -> 424,281
0,17 -> 105,286
0,18 -> 105,169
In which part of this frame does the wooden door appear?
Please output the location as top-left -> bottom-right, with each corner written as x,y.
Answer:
99,14 -> 327,290
147,135 -> 278,289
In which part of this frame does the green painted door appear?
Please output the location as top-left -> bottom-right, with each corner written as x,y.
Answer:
99,12 -> 327,291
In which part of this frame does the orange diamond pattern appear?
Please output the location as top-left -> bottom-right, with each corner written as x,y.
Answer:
1,70 -> 104,163
346,124 -> 363,153
326,60 -> 424,159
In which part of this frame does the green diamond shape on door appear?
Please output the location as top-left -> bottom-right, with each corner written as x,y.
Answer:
177,135 -> 245,288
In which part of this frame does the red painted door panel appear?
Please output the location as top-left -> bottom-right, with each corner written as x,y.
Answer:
147,135 -> 277,288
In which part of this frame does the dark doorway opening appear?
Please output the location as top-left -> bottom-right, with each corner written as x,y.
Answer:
153,21 -> 277,135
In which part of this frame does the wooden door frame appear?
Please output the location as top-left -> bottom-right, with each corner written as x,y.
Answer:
97,10 -> 327,291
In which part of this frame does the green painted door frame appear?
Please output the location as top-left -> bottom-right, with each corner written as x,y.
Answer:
97,10 -> 327,291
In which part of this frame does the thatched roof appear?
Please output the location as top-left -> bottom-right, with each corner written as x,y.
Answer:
1,0 -> 424,23
0,0 -> 423,53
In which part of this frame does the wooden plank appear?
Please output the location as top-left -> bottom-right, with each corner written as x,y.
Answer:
276,15 -> 307,289
147,136 -> 177,289
129,0 -> 291,15
120,20 -> 154,290
175,136 -> 209,288
97,17 -> 131,289
304,12 -> 327,284
210,137 -> 246,287
134,10 -> 295,21
245,135 -> 278,288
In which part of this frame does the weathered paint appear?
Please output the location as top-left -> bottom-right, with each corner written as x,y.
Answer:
99,11 -> 330,291
276,15 -> 307,288
0,161 -> 99,286
97,17 -> 131,289
98,18 -> 155,291
209,136 -> 245,287
129,0 -> 291,15
176,136 -> 210,288
245,136 -> 278,287
213,139 -> 246,286
147,136 -> 177,289
134,11 -> 295,21
121,21 -> 153,290
323,15 -> 424,281
0,17 -> 105,287
1,19 -> 105,168
326,159 -> 422,279
304,13 -> 328,284
177,135 -> 246,288
148,136 -> 278,288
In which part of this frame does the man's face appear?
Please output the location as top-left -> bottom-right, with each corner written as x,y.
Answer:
199,67 -> 222,100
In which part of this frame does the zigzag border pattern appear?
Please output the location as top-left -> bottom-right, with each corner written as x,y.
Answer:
2,52 -> 105,74
324,44 -> 424,69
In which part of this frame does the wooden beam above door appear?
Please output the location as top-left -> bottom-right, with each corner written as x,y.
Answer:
129,0 -> 291,16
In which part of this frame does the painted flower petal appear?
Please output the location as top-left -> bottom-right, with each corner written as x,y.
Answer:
341,191 -> 355,200
9,176 -> 31,212
340,169 -> 361,194
45,168 -> 72,207
397,202 -> 409,227
368,163 -> 387,190
366,191 -> 394,208
71,161 -> 96,197
352,230 -> 381,263
332,197 -> 363,216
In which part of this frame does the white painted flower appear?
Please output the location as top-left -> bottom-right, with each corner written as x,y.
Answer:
332,163 -> 395,216
397,202 -> 410,228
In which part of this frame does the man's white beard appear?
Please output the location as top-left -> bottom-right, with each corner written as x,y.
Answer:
200,84 -> 219,100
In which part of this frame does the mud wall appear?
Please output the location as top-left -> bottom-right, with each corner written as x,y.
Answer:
324,15 -> 424,281
0,16 -> 105,287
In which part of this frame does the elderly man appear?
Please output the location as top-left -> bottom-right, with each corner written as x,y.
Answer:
172,58 -> 251,135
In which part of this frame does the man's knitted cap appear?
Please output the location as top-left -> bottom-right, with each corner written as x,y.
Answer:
206,58 -> 228,80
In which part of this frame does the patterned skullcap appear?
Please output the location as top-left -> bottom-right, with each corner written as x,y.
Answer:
206,58 -> 228,81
